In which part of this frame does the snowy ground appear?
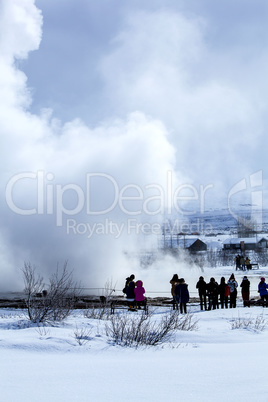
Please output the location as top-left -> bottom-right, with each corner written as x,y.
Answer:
1,300 -> 268,402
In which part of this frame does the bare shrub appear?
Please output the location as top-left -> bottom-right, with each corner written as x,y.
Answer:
22,261 -> 78,324
176,313 -> 199,332
230,314 -> 267,331
101,278 -> 116,301
35,325 -> 50,337
105,310 -> 198,347
84,279 -> 115,320
254,314 -> 268,331
73,325 -> 92,346
84,305 -> 110,320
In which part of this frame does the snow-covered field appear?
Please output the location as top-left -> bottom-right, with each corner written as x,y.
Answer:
1,300 -> 268,402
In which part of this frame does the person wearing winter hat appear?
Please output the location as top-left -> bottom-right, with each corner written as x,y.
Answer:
227,273 -> 238,308
206,277 -> 219,310
240,276 -> 250,307
175,278 -> 190,314
219,277 -> 228,309
196,276 -> 207,311
134,280 -> 146,309
170,274 -> 179,310
125,275 -> 136,310
258,277 -> 268,307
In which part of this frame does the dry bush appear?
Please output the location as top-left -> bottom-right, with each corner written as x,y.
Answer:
84,279 -> 116,320
84,304 -> 111,320
73,325 -> 92,346
105,310 -> 198,347
35,325 -> 50,337
230,314 -> 267,331
22,261 -> 78,324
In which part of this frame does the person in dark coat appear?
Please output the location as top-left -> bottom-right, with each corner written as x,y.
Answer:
206,277 -> 219,310
123,274 -> 135,294
125,274 -> 136,310
175,278 -> 189,314
123,277 -> 130,294
240,276 -> 250,307
170,274 -> 179,310
196,276 -> 207,311
235,255 -> 241,270
218,277 -> 228,309
227,273 -> 238,308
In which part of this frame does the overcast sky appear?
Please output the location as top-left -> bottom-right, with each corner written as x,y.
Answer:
1,0 -> 268,290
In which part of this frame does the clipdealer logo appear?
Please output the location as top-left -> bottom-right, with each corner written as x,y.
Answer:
5,170 -> 213,228
228,170 -> 263,230
5,170 -> 264,237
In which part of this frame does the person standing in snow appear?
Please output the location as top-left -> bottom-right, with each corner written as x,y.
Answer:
206,277 -> 219,310
170,274 -> 179,310
196,276 -> 207,311
235,255 -> 241,270
227,273 -> 238,308
258,277 -> 268,307
134,280 -> 146,309
175,278 -> 189,314
240,256 -> 245,271
218,277 -> 228,309
240,276 -> 250,307
245,257 -> 251,270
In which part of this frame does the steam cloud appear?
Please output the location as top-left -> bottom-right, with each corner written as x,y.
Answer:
0,0 -> 267,292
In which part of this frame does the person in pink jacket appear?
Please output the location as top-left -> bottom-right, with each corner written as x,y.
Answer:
134,280 -> 146,309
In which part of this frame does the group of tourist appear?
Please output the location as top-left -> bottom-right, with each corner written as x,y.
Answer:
123,274 -> 146,311
170,274 -> 190,313
194,275 -> 268,310
170,273 -> 243,311
123,273 -> 268,312
195,274 -> 245,310
234,255 -> 252,270
171,275 -> 268,310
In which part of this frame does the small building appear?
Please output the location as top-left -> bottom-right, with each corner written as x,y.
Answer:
178,238 -> 207,252
161,234 -> 207,252
223,237 -> 268,251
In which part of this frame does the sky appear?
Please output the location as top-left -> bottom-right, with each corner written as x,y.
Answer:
1,0 -> 268,290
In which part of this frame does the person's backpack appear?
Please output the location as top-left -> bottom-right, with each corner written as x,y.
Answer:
123,277 -> 131,294
225,285 -> 231,297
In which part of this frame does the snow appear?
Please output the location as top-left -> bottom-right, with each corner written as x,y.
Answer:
1,301 -> 268,402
